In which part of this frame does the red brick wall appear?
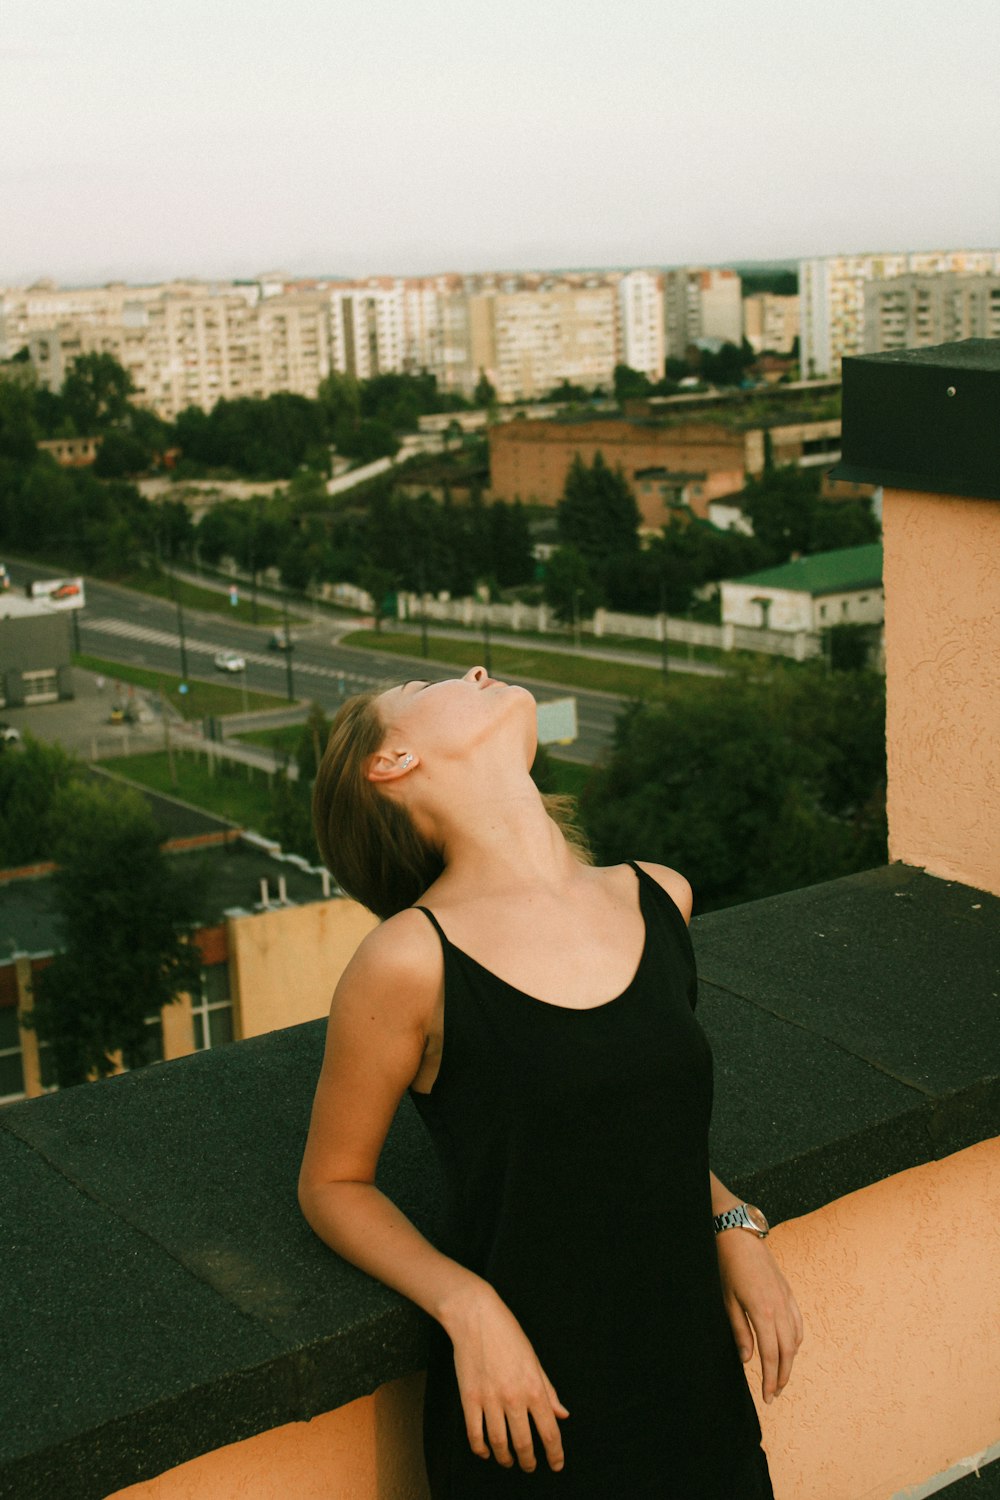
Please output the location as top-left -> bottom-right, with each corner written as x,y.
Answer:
489,419 -> 749,521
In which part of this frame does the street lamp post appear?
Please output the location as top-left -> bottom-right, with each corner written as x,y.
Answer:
659,581 -> 669,680
170,569 -> 189,684
483,604 -> 493,676
418,557 -> 429,659
282,591 -> 295,703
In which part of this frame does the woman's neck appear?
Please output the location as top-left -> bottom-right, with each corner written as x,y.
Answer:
422,770 -> 579,894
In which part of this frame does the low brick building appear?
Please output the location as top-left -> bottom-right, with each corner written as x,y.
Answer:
489,417 -> 751,525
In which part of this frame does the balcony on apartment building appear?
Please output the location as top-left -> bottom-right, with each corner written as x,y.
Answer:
1,340 -> 999,1500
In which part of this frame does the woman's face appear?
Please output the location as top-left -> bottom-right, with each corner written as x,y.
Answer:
374,665 -> 536,764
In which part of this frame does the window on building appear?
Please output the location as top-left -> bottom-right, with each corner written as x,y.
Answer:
0,1007 -> 25,1101
819,604 -> 828,619
191,963 -> 234,1051
842,600 -> 850,617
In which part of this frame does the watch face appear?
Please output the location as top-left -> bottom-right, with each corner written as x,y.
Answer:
746,1203 -> 769,1234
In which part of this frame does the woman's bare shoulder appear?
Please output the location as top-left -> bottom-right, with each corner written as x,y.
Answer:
343,906 -> 443,988
631,860 -> 694,924
333,907 -> 444,1032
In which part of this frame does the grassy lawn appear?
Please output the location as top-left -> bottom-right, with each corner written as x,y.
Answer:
99,749 -> 280,829
115,568 -> 286,625
74,654 -> 290,719
340,630 -> 672,697
236,723 -> 306,755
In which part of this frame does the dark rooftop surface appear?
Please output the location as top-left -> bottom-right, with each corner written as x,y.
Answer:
0,863 -> 997,1498
86,765 -> 239,846
0,838 -> 331,960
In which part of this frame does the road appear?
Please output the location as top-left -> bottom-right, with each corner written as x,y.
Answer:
6,562 -> 638,764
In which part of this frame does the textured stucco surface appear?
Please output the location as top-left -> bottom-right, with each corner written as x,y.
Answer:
883,488 -> 1000,896
759,1137 -> 1000,1500
110,1373 -> 430,1500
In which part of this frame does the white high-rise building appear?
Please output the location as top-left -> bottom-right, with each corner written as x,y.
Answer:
617,270 -> 665,382
328,280 -> 407,381
800,249 -> 1000,376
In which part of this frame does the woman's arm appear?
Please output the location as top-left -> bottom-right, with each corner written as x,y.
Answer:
634,863 -> 805,1406
297,911 -> 568,1474
710,1167 -> 804,1403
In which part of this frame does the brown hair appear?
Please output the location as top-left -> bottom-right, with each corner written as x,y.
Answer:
312,689 -> 592,920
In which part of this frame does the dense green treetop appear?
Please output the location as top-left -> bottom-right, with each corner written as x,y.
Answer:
582,663 -> 886,912
557,451 -> 641,564
30,778 -> 206,1087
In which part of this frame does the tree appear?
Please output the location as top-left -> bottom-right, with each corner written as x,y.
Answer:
740,465 -> 880,564
0,735 -> 77,866
542,545 -> 602,623
557,451 -> 641,566
613,364 -> 653,403
581,664 -> 886,911
62,353 -> 134,432
0,376 -> 39,462
474,370 -> 497,409
93,428 -> 150,478
30,780 -> 205,1086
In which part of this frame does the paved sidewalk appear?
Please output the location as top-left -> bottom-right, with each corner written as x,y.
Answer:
2,669 -> 299,778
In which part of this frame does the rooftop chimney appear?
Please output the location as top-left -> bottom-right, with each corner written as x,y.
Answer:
831,339 -> 1000,896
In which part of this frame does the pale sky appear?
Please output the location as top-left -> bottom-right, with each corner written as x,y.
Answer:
2,0 -> 998,286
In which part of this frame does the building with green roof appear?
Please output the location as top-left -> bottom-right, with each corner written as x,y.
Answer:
721,542 -> 884,633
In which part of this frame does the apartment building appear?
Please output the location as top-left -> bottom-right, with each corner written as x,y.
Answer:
470,281 -> 618,403
863,273 -> 1000,353
0,278 -> 214,360
799,249 -> 1000,376
617,269 -> 665,382
25,286 -> 331,420
662,267 -> 742,360
742,292 -> 800,355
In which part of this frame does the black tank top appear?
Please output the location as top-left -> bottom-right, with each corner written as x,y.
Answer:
410,860 -> 773,1499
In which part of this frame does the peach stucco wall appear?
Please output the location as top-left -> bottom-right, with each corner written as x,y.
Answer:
108,1139 -> 1000,1500
229,897 -> 379,1038
111,1370 -> 429,1500
882,487 -> 1000,897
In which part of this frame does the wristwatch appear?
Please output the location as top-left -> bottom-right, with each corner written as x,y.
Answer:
713,1201 -> 770,1238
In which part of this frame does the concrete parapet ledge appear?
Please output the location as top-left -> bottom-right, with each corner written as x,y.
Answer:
1,864 -> 997,1499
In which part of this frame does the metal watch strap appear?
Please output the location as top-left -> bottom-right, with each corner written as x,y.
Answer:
713,1202 -> 768,1237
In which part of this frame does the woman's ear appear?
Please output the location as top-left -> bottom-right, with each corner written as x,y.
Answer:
366,750 -> 418,784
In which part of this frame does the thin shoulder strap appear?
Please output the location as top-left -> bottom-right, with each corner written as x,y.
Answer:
414,905 -> 449,946
627,861 -> 694,943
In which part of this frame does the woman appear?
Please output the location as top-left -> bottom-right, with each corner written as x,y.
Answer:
299,665 -> 803,1497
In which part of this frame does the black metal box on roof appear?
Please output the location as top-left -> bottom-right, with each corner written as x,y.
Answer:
829,338 -> 1000,502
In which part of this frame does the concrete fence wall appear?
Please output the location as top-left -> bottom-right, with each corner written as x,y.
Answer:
395,592 -> 823,660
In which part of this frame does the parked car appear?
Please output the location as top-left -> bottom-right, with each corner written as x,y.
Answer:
214,650 -> 246,673
0,721 -> 22,743
268,631 -> 295,652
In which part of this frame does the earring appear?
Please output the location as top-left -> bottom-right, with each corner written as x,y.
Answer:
400,754 -> 414,770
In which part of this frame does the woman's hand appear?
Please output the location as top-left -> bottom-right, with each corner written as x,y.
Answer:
442,1282 -> 569,1473
716,1231 -> 804,1404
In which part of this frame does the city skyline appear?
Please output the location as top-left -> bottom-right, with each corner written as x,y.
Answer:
3,0 -> 999,286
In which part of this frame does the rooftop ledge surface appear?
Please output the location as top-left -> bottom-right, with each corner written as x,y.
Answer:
2,863 -> 998,1500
